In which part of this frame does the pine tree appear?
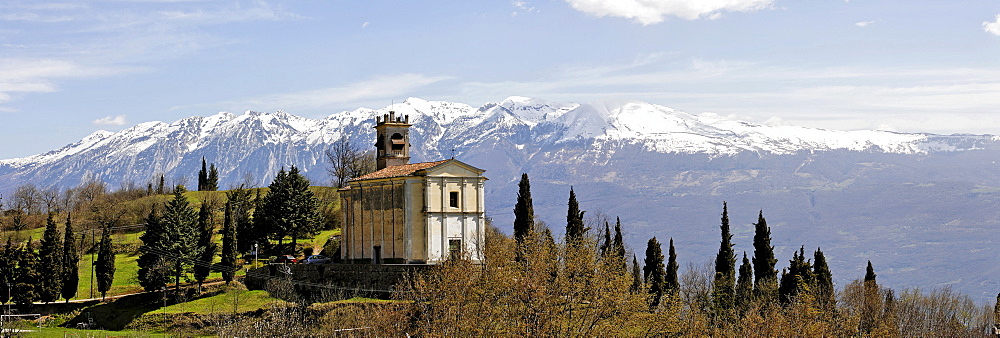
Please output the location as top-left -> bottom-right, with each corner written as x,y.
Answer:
198,157 -> 208,191
752,210 -> 778,302
61,213 -> 80,302
643,237 -> 666,309
157,174 -> 165,194
735,252 -> 753,314
221,200 -> 238,283
512,173 -> 534,243
712,202 -> 737,316
193,203 -> 217,288
254,166 -> 321,249
665,238 -> 679,296
860,260 -> 880,334
993,292 -> 999,330
630,254 -> 642,294
137,205 -> 171,291
565,187 -> 587,245
38,212 -> 64,303
207,163 -> 219,191
813,247 -> 836,312
13,241 -> 38,306
161,186 -> 201,292
95,224 -> 116,300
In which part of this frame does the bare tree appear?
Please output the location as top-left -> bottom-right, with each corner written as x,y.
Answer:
325,134 -> 375,188
12,184 -> 41,215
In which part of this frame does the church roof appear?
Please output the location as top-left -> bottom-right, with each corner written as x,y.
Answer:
350,159 -> 451,181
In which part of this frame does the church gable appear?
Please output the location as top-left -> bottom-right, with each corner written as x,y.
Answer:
418,160 -> 485,178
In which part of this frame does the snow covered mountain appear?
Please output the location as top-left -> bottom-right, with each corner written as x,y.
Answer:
2,96 -> 999,303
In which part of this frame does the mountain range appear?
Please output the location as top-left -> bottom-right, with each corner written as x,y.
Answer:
2,96 -> 998,302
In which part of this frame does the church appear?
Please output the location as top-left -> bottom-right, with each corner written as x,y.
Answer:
339,112 -> 487,264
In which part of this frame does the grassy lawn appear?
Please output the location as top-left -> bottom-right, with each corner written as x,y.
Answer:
21,326 -> 152,337
159,289 -> 289,315
75,252 -> 143,299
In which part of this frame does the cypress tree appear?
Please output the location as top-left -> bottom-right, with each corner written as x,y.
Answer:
630,254 -> 642,294
137,205 -> 171,291
752,210 -> 778,301
512,173 -> 534,243
778,246 -> 813,305
228,186 -> 257,253
864,260 -> 877,283
643,237 -> 666,309
0,239 -> 13,304
735,252 -> 753,313
993,292 -> 999,330
38,212 -> 64,303
61,213 -> 80,302
162,186 -> 201,292
712,202 -> 737,315
565,187 -> 587,245
221,200 -> 238,283
194,203 -> 217,288
665,238 -> 679,296
13,241 -> 38,306
612,217 -> 625,259
813,247 -> 836,312
198,157 -> 208,191
207,163 -> 219,191
157,174 -> 165,194
95,224 -> 116,301
600,221 -> 612,257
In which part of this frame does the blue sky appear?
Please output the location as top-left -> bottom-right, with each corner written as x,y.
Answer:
1,0 -> 999,159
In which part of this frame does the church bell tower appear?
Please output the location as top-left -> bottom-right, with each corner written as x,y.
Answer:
374,111 -> 411,170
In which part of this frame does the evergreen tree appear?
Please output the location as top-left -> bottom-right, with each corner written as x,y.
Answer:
665,238 -> 679,296
38,212 -> 64,303
161,186 -> 201,292
254,166 -> 321,249
813,247 -> 836,312
193,203 -> 217,288
778,246 -> 814,305
137,205 -> 171,291
565,187 -> 587,245
993,292 -> 999,330
0,239 -> 13,304
752,210 -> 778,301
630,254 -> 642,294
735,252 -> 753,313
228,186 -> 257,253
198,157 -> 208,191
712,202 -> 737,316
157,174 -> 165,194
221,200 -> 238,283
600,221 -> 612,257
612,217 -> 625,260
61,213 -> 80,302
864,260 -> 877,283
643,237 -> 666,309
207,163 -> 219,191
512,173 -> 534,243
13,241 -> 38,306
95,224 -> 116,300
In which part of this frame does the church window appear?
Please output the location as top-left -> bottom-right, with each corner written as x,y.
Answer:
449,191 -> 459,208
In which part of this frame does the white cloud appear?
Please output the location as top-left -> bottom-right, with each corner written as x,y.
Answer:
563,0 -> 774,24
984,14 -> 1000,36
361,21 -> 369,29
855,20 -> 875,27
92,115 -> 127,126
0,58 -> 141,105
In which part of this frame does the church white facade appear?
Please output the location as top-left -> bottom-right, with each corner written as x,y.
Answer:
339,112 -> 486,264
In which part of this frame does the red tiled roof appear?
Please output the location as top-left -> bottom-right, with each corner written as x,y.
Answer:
350,160 -> 450,181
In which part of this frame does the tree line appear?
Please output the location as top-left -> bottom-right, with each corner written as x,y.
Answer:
344,173 -> 997,336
